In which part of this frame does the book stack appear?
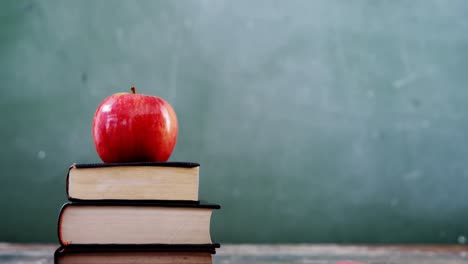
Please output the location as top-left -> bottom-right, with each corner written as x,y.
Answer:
54,162 -> 220,264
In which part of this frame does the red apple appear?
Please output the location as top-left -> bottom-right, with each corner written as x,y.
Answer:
92,87 -> 178,163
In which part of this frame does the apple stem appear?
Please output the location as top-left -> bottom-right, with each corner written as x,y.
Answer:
131,86 -> 136,94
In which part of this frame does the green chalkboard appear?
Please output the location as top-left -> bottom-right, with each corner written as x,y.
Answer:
1,0 -> 468,243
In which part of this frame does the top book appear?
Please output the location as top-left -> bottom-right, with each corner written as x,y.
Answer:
67,162 -> 200,202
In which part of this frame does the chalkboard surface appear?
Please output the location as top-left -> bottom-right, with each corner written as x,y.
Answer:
1,0 -> 468,243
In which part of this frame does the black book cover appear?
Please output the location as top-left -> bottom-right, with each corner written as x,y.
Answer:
71,162 -> 200,169
54,244 -> 220,263
54,244 -> 220,256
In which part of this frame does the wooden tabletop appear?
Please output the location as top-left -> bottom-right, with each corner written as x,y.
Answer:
0,243 -> 467,264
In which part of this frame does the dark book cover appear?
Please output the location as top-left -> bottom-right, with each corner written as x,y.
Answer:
54,243 -> 220,259
71,162 -> 200,169
54,244 -> 219,263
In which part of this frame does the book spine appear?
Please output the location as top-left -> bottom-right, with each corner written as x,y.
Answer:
57,203 -> 70,246
53,246 -> 63,264
65,164 -> 75,200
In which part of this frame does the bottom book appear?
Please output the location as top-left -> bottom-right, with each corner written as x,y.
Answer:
54,245 -> 219,264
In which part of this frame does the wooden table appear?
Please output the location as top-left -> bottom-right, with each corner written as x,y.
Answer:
1,243 -> 467,263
